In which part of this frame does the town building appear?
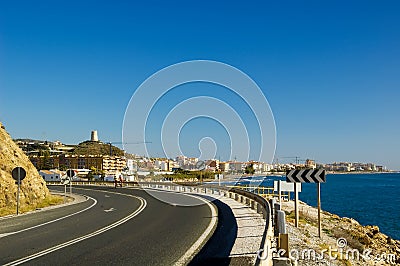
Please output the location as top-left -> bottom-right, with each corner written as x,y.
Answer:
39,169 -> 62,181
305,159 -> 317,169
219,162 -> 230,172
30,154 -> 127,176
229,161 -> 244,172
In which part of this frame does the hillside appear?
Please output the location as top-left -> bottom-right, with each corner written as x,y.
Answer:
72,141 -> 124,156
0,122 -> 49,210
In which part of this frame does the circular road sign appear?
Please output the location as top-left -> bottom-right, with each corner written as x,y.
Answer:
196,161 -> 206,171
12,167 -> 26,181
66,169 -> 75,178
61,175 -> 71,185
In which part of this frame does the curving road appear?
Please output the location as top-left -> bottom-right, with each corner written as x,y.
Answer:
0,186 -> 215,265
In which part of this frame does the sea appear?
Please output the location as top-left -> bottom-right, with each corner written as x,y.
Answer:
211,172 -> 400,240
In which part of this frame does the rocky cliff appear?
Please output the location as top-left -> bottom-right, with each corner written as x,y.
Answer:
0,122 -> 49,209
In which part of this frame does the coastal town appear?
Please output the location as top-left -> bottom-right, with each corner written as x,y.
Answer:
14,130 -> 390,182
1,1 -> 399,265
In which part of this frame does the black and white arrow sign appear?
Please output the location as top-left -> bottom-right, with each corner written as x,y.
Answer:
60,175 -> 71,185
286,169 -> 326,183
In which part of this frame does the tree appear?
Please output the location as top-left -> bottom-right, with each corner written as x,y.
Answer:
245,164 -> 255,175
87,171 -> 94,181
40,150 -> 52,170
90,166 -> 98,174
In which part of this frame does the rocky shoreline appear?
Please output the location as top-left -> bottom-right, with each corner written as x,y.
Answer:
279,200 -> 399,265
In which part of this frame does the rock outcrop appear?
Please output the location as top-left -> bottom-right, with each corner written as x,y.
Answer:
283,200 -> 400,265
0,122 -> 49,209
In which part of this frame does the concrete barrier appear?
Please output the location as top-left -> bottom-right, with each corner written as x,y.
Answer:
274,203 -> 281,236
257,203 -> 263,214
276,210 -> 286,234
270,198 -> 276,226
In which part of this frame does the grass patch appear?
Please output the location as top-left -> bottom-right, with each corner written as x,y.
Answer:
285,211 -> 305,223
0,194 -> 64,217
285,210 -> 317,226
33,194 -> 65,209
323,228 -> 333,236
319,243 -> 330,251
343,260 -> 352,266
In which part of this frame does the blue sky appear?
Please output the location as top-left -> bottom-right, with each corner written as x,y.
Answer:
0,1 -> 399,169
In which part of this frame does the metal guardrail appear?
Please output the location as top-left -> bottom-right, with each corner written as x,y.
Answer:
227,185 -> 291,201
46,180 -> 273,265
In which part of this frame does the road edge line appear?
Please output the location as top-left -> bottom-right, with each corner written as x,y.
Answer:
3,190 -> 147,266
127,186 -> 219,265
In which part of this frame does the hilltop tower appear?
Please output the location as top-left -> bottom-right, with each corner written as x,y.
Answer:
91,130 -> 99,142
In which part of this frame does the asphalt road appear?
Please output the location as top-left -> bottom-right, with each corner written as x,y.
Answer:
0,186 -> 214,265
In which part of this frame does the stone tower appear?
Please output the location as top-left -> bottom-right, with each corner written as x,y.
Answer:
91,130 -> 99,142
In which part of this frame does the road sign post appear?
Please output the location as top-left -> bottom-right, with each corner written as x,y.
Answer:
61,169 -> 74,203
286,168 -> 326,237
60,176 -> 71,203
12,167 -> 27,215
67,170 -> 74,195
294,182 -> 299,228
196,161 -> 206,185
317,183 -> 322,238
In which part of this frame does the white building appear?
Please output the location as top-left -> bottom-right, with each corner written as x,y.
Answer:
39,170 -> 62,181
154,159 -> 170,171
262,163 -> 274,172
229,161 -> 244,172
126,159 -> 137,173
219,162 -> 230,172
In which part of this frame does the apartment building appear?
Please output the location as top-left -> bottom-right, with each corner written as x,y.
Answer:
30,154 -> 126,175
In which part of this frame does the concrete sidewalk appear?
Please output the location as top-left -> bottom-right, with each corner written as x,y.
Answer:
191,191 -> 266,265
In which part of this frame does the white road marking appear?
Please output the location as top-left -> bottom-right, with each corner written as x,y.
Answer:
0,196 -> 97,239
174,193 -> 218,265
104,208 -> 115,212
129,187 -> 218,265
4,190 -> 147,266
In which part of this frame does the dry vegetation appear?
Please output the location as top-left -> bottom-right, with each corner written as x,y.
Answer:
0,193 -> 65,216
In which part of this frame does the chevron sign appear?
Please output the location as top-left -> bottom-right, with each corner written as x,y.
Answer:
286,169 -> 326,183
